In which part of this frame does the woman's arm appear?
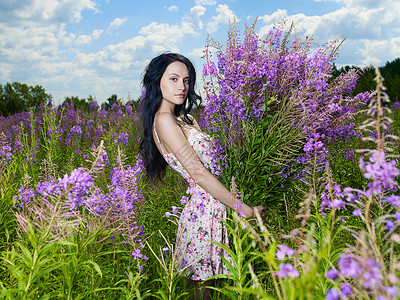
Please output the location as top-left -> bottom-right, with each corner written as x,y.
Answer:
155,112 -> 257,217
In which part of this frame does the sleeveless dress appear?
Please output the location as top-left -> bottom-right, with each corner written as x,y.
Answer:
153,115 -> 233,281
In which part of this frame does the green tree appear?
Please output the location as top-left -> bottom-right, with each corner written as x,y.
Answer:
105,94 -> 120,110
0,82 -> 51,116
62,95 -> 95,111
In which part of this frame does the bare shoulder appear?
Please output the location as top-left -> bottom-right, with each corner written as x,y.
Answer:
154,112 -> 177,128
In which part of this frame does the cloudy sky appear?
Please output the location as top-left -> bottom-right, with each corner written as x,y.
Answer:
1,0 -> 399,104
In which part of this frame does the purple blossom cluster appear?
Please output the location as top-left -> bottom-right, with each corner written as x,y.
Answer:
359,150 -> 399,197
325,253 -> 397,299
319,68 -> 400,300
274,244 -> 299,279
0,101 -> 137,165
201,21 -> 367,175
0,140 -> 12,164
13,151 -> 147,264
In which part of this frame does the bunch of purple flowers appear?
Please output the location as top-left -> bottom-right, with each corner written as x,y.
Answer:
201,20 -> 368,184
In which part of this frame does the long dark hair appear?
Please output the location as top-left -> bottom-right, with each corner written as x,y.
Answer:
138,52 -> 202,183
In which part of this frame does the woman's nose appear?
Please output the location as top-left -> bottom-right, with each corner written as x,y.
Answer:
178,80 -> 186,91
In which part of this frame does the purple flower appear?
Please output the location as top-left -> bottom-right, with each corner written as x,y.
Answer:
180,196 -> 189,204
385,220 -> 395,232
115,132 -> 128,145
239,210 -> 246,218
352,209 -> 362,217
165,212 -> 172,218
332,199 -> 346,209
387,195 -> 400,206
393,212 -> 400,220
386,286 -> 397,296
325,269 -> 339,280
338,254 -> 361,278
340,283 -> 352,296
362,259 -> 383,288
132,249 -> 143,259
69,125 -> 82,139
233,200 -> 242,209
325,288 -> 339,300
276,244 -> 295,260
275,263 -> 299,279
172,206 -> 178,214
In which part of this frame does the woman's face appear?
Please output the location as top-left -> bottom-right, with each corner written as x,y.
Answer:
160,61 -> 190,107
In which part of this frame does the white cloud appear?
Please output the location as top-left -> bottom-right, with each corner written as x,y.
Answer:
168,5 -> 179,12
106,17 -> 128,34
189,6 -> 206,30
195,0 -> 217,5
258,0 -> 400,66
0,0 -> 98,26
188,47 -> 204,58
74,29 -> 103,46
92,29 -> 103,39
206,4 -> 237,33
139,21 -> 197,50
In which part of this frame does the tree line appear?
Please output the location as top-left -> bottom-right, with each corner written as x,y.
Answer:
1,57 -> 399,116
0,84 -> 139,116
332,57 -> 400,102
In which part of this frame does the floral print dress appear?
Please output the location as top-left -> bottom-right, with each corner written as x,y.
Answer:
153,116 -> 233,281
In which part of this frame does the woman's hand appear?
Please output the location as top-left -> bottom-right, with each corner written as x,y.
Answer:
243,205 -> 267,225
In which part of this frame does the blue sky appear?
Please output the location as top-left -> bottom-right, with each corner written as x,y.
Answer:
0,0 -> 399,104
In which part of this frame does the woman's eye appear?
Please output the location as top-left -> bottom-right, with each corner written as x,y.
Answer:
170,78 -> 177,81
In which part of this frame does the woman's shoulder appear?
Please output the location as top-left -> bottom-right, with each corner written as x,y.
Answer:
154,112 -> 179,128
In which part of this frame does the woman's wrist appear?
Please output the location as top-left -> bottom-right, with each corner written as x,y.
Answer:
240,205 -> 253,218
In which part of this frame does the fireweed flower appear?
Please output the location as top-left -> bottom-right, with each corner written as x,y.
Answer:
325,288 -> 339,300
325,268 -> 339,280
58,169 -> 94,209
385,220 -> 395,232
340,283 -> 352,296
386,195 -> 400,206
0,144 -> 12,163
115,132 -> 128,145
362,259 -> 383,288
69,125 -> 82,139
338,254 -> 361,278
359,150 -> 399,198
132,249 -> 143,259
276,244 -> 295,260
275,263 -> 299,279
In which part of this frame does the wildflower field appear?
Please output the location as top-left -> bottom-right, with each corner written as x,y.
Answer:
1,21 -> 400,299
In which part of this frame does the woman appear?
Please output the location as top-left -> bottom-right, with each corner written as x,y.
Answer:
138,53 -> 263,299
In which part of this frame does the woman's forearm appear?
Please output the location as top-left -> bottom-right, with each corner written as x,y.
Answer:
188,162 -> 253,217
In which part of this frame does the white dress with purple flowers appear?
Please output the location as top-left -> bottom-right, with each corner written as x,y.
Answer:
153,116 -> 233,281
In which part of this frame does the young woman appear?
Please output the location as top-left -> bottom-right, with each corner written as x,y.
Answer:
138,53 -> 264,299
